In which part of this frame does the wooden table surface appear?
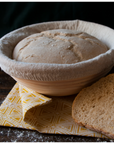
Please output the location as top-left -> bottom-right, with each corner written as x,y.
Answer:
0,68 -> 114,142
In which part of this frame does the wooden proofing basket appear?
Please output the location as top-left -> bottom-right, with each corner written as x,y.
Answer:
0,20 -> 114,96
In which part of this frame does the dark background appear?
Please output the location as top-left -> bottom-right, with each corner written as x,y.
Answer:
0,2 -> 114,38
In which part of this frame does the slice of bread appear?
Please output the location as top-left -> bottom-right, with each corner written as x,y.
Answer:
72,74 -> 114,139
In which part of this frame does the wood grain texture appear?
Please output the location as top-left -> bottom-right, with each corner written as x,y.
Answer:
0,68 -> 114,142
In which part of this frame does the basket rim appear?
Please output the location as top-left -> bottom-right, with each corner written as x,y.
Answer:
0,19 -> 114,81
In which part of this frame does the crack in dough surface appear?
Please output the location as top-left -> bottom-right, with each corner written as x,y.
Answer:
13,29 -> 109,64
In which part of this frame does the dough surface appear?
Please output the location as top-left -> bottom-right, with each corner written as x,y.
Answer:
13,29 -> 108,64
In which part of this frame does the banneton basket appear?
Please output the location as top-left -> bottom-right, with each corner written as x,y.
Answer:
0,20 -> 114,96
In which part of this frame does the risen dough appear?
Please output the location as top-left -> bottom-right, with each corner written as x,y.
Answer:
13,29 -> 108,64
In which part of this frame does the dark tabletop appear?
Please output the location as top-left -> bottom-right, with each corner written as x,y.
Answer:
0,68 -> 114,142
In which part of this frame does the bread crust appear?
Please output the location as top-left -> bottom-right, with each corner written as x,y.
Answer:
72,117 -> 114,139
72,74 -> 114,139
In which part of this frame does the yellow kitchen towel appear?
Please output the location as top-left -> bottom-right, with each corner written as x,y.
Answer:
0,83 -> 107,138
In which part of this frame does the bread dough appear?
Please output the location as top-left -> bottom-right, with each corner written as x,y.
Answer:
13,29 -> 109,64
